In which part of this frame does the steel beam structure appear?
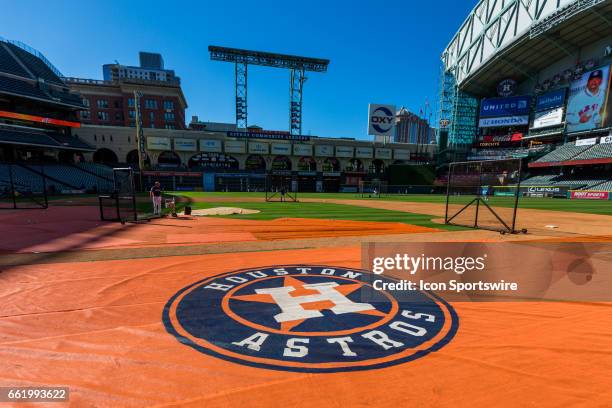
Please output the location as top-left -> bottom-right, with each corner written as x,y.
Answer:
289,68 -> 305,135
209,46 -> 329,134
235,62 -> 247,129
441,0 -> 604,87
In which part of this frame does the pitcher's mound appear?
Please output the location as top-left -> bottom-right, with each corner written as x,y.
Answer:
186,207 -> 261,216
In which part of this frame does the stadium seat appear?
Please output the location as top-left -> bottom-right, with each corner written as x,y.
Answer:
534,143 -> 592,163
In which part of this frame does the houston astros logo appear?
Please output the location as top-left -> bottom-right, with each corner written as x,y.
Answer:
163,265 -> 458,372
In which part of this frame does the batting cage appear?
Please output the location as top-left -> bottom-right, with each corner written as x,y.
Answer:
265,171 -> 297,202
445,158 -> 525,234
98,168 -> 141,223
0,163 -> 48,210
359,180 -> 387,198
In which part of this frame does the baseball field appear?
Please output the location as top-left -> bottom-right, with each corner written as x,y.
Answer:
1,192 -> 611,407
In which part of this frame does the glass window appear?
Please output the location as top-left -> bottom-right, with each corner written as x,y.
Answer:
164,112 -> 175,122
97,99 -> 108,109
145,99 -> 157,109
82,98 -> 90,107
127,98 -> 135,107
81,111 -> 90,119
129,110 -> 135,119
97,111 -> 109,121
163,100 -> 174,110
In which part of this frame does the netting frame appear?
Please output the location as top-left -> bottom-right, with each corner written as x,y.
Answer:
358,180 -> 387,198
444,158 -> 525,234
265,172 -> 298,202
98,194 -> 138,224
0,163 -> 48,210
98,167 -> 142,223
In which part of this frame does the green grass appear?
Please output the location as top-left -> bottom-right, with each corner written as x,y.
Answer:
174,191 -> 612,216
183,200 -> 466,231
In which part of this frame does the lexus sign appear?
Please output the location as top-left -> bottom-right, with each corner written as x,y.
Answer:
368,104 -> 396,137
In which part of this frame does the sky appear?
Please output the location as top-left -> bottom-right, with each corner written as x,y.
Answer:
1,0 -> 475,139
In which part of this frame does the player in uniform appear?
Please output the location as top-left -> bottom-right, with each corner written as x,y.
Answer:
150,181 -> 163,215
566,69 -> 608,132
481,185 -> 489,201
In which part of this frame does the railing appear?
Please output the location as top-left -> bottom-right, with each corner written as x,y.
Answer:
0,36 -> 64,79
64,77 -> 181,87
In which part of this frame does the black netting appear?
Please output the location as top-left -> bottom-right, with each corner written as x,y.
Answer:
445,159 -> 523,233
0,164 -> 47,209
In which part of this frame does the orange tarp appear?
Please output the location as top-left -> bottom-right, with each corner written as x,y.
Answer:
2,247 -> 612,407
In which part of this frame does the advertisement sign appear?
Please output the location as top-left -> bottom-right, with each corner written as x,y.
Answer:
315,145 -> 334,157
575,137 -> 597,146
224,140 -> 246,154
570,191 -> 610,200
199,139 -> 222,153
293,144 -> 312,156
375,148 -> 392,159
532,107 -> 564,129
600,135 -> 612,144
174,138 -> 197,152
227,130 -> 309,141
146,137 -> 171,150
0,110 -> 81,128
479,116 -> 529,127
394,149 -> 411,160
335,146 -> 354,158
479,95 -> 531,118
249,142 -> 269,154
535,88 -> 566,111
368,104 -> 396,137
355,147 -> 373,158
523,186 -> 568,198
271,143 -> 291,155
566,65 -> 611,133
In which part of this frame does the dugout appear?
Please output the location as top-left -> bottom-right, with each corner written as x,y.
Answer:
296,172 -> 317,192
215,173 -> 266,192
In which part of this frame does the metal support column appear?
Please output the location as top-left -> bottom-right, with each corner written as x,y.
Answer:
235,62 -> 247,129
289,67 -> 305,135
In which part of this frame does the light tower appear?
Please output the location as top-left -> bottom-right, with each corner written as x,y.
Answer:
209,46 -> 329,135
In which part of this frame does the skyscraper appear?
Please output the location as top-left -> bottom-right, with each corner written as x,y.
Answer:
395,107 -> 434,144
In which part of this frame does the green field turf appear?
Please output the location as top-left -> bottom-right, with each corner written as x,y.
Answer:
174,191 -> 612,216
184,200 -> 466,231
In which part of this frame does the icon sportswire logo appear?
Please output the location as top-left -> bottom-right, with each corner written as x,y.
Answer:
163,265 -> 458,372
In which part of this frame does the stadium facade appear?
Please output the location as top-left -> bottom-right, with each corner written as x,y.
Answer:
438,0 -> 612,194
72,125 -> 435,192
0,37 -> 435,194
0,37 -> 91,162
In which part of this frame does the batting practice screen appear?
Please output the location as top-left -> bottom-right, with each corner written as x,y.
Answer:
445,158 -> 523,233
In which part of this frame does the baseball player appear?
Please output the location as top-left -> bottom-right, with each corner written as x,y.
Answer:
566,69 -> 608,132
150,181 -> 163,215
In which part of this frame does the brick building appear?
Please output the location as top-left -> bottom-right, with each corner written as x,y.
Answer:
66,77 -> 187,129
